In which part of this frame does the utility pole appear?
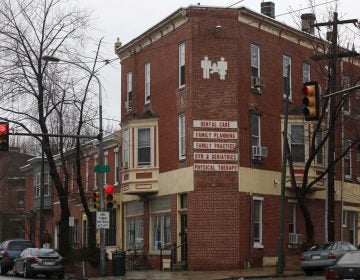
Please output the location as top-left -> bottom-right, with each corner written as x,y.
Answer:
312,12 -> 358,242
276,65 -> 290,275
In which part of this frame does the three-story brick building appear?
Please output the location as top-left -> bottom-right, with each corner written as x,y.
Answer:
115,2 -> 360,270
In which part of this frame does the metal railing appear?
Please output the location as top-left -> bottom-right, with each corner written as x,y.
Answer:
159,242 -> 187,271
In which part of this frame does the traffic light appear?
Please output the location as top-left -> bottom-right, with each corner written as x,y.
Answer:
104,185 -> 114,209
93,191 -> 100,209
303,81 -> 320,121
0,122 -> 9,151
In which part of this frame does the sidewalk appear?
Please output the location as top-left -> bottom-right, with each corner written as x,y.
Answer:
85,267 -> 304,280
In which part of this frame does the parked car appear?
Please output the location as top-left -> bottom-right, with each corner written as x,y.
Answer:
326,250 -> 360,279
13,248 -> 64,279
0,239 -> 34,275
300,241 -> 358,276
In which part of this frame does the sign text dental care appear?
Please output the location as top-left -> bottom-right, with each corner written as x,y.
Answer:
193,120 -> 238,172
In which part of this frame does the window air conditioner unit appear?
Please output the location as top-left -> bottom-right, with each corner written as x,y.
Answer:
289,233 -> 296,244
289,233 -> 303,244
252,77 -> 265,88
252,146 -> 268,158
123,162 -> 129,169
125,100 -> 132,111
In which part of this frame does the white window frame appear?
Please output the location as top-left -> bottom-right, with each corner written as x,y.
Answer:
122,129 -> 129,169
137,127 -> 151,167
114,148 -> 119,186
179,42 -> 185,88
283,55 -> 292,99
125,201 -> 144,251
179,114 -> 186,160
290,124 -> 305,163
145,62 -> 151,104
342,76 -> 351,115
104,151 -> 108,184
93,155 -> 98,190
85,158 -> 89,192
34,172 -> 50,198
250,44 -> 260,84
150,196 -> 171,251
303,63 -> 310,83
250,114 -> 261,148
127,71 -> 132,102
288,202 -> 297,234
253,196 -> 263,248
344,139 -> 352,180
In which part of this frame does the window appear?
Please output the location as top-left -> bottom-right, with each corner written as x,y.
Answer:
106,208 -> 117,246
93,156 -> 98,190
290,125 -> 305,162
179,114 -> 186,159
288,203 -> 296,234
342,76 -> 350,114
34,172 -> 50,198
122,129 -> 129,169
349,212 -> 356,245
251,44 -> 260,88
303,63 -> 310,83
126,201 -> 144,250
316,131 -> 324,165
17,191 -> 24,210
69,219 -> 78,247
344,139 -> 352,179
145,62 -> 151,103
357,144 -> 360,181
151,196 -> 171,251
104,151 -> 108,184
138,128 -> 151,166
250,113 -> 261,148
114,148 -> 119,185
70,163 -> 75,191
179,42 -> 185,87
253,197 -> 263,247
85,158 -> 89,192
283,56 -> 292,99
127,72 -> 132,102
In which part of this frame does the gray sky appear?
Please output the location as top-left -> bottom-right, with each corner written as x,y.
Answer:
77,0 -> 360,129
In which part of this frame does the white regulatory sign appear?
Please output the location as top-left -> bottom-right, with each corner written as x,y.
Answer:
96,211 -> 110,229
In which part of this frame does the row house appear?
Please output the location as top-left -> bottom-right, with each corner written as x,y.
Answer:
21,133 -> 121,250
114,2 -> 360,270
0,149 -> 32,241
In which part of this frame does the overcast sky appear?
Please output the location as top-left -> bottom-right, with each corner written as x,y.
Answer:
76,0 -> 360,130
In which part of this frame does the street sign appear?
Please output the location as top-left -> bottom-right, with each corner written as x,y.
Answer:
96,211 -> 110,229
94,164 -> 110,173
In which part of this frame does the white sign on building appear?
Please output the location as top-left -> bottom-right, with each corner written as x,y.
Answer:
201,56 -> 228,80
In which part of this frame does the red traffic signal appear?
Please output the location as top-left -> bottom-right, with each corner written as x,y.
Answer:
0,122 -> 9,151
104,185 -> 114,194
303,81 -> 320,121
104,185 -> 114,209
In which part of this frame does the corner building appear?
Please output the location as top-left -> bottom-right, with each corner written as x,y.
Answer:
115,4 -> 360,270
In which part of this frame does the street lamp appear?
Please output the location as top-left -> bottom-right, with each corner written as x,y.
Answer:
42,55 -> 106,276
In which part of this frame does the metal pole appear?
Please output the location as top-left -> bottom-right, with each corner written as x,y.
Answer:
39,146 -> 45,247
276,65 -> 290,274
42,55 -> 106,276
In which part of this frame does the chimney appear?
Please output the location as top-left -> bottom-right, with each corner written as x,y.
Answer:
261,2 -> 275,19
301,13 -> 316,34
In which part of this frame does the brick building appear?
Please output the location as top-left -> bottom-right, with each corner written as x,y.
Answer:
115,3 -> 360,270
0,149 -> 32,241
21,133 -> 120,249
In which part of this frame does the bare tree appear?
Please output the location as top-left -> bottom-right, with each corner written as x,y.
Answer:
285,2 -> 360,244
0,0 -> 94,257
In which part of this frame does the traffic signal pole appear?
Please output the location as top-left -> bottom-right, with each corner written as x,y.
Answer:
311,12 -> 358,242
